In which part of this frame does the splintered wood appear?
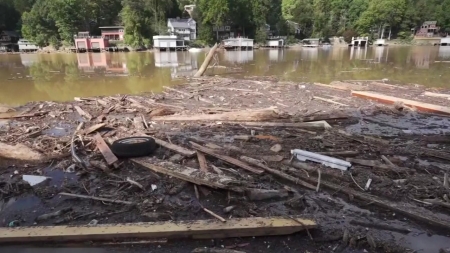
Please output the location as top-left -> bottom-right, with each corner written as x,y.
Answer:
93,133 -> 118,165
152,108 -> 282,122
132,157 -> 244,192
190,142 -> 264,174
0,216 -> 316,243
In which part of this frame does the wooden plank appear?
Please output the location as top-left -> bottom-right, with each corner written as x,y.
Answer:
224,120 -> 332,130
153,137 -> 196,157
0,142 -> 44,161
0,216 -> 316,243
132,157 -> 244,192
164,86 -> 213,104
352,91 -> 450,115
82,123 -> 106,135
59,193 -> 134,205
240,156 -> 316,190
197,151 -> 209,172
74,106 -> 93,120
152,108 -> 281,122
93,133 -> 118,165
190,142 -> 264,175
0,111 -> 48,119
423,91 -> 450,99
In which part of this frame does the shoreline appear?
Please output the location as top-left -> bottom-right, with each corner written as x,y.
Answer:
1,76 -> 450,252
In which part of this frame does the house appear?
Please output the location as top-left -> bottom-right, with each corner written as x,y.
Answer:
265,37 -> 285,48
167,18 -> 196,41
415,21 -> 440,37
99,26 -> 125,41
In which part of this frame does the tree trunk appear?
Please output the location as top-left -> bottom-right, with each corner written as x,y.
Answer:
381,25 -> 385,39
388,26 -> 392,40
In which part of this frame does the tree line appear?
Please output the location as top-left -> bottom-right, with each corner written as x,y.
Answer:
0,0 -> 449,47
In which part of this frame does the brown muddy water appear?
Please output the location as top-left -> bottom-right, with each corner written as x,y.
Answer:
1,46 -> 450,106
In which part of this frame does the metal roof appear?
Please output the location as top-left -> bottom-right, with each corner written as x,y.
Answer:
168,18 -> 195,28
423,21 -> 437,25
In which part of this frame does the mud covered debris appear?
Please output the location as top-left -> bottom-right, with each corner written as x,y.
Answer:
1,76 -> 450,252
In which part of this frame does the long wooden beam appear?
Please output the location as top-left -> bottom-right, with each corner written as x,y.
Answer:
352,91 -> 450,115
0,217 -> 316,243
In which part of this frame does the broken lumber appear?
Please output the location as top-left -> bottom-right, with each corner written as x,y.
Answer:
164,86 -> 213,104
313,96 -> 349,107
317,151 -> 359,156
152,108 -> 282,122
192,249 -> 246,253
82,123 -> 106,135
225,121 -> 332,130
0,142 -> 44,161
0,216 -> 316,243
59,193 -> 134,205
423,91 -> 450,99
240,156 -> 316,190
93,133 -> 118,166
351,91 -> 450,115
74,105 -> 93,120
190,142 -> 264,174
194,43 -> 219,77
132,157 -> 244,192
346,158 -> 408,172
197,151 -> 209,172
246,189 -> 289,201
0,111 -> 48,119
153,136 -> 196,157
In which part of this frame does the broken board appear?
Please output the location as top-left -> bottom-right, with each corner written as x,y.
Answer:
0,216 -> 316,243
352,91 -> 450,115
131,157 -> 244,192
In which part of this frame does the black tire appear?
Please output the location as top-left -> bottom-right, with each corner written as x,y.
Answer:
110,137 -> 157,158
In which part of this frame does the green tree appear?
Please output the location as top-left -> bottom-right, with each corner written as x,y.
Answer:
22,0 -> 60,46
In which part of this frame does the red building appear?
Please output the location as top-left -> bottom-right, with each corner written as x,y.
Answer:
415,21 -> 440,37
74,31 -> 109,52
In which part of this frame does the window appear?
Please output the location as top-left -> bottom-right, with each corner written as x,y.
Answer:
225,26 -> 230,31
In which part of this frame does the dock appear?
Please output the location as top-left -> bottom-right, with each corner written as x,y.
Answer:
223,37 -> 254,50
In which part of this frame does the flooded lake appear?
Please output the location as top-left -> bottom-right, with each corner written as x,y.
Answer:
1,46 -> 450,105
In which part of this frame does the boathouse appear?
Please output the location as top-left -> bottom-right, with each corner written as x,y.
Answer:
222,37 -> 254,50
350,37 -> 369,47
374,39 -> 387,47
441,38 -> 450,46
302,38 -> 321,48
265,37 -> 285,48
74,32 -> 109,52
153,35 -> 187,51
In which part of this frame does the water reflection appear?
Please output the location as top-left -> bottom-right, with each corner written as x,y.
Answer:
350,47 -> 368,60
224,50 -> 254,63
1,46 -> 450,105
268,49 -> 284,62
438,46 -> 450,60
77,53 -> 128,75
154,51 -> 198,78
301,48 -> 319,61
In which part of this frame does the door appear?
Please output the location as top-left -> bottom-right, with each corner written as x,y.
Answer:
77,41 -> 87,49
91,42 -> 100,49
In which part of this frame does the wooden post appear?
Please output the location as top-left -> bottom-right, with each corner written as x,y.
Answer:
194,43 -> 219,77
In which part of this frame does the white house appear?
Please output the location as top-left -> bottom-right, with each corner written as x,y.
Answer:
167,18 -> 196,41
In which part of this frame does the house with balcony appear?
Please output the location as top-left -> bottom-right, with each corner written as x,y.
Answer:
415,21 -> 440,37
99,26 -> 125,41
167,18 -> 196,41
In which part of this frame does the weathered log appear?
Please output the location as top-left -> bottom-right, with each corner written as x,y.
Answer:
194,43 -> 219,77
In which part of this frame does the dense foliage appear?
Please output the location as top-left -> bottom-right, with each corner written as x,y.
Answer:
0,0 -> 449,47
